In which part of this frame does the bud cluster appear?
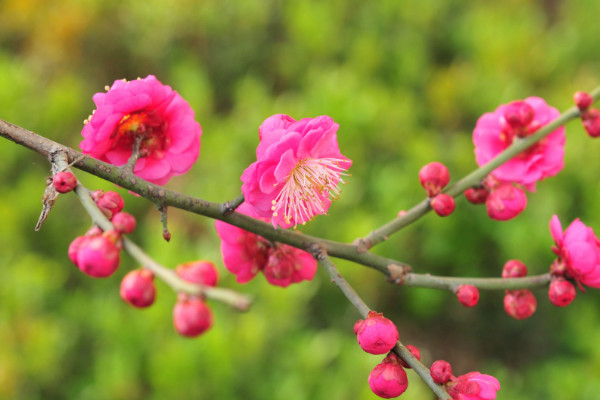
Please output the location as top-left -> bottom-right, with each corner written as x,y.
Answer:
419,162 -> 455,217
501,260 -> 537,319
430,360 -> 500,400
464,176 -> 527,222
574,91 -> 600,138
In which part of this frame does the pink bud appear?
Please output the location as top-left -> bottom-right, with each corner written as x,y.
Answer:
76,233 -> 120,277
582,108 -> 600,138
456,284 -> 479,307
486,184 -> 527,221
368,358 -> 408,398
398,345 -> 421,369
173,297 -> 213,337
430,193 -> 455,217
504,289 -> 537,320
111,212 -> 137,234
120,269 -> 156,308
354,311 -> 399,355
68,236 -> 88,266
430,360 -> 453,384
503,100 -> 534,133
464,187 -> 489,204
548,277 -> 576,307
52,171 -> 77,193
574,91 -> 593,111
419,162 -> 450,197
95,190 -> 125,219
85,225 -> 103,237
502,259 -> 528,278
176,260 -> 219,287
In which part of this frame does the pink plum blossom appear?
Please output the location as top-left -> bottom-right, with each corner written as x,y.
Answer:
353,311 -> 399,355
447,372 -> 500,400
241,114 -> 352,228
550,215 -> 600,288
214,203 -> 317,287
473,97 -> 565,191
80,75 -> 201,185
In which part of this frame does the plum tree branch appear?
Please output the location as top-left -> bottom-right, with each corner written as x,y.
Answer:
355,84 -> 600,249
316,252 -> 452,400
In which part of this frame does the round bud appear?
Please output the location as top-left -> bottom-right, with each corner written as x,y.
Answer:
398,345 -> 421,369
504,289 -> 537,320
430,360 -> 453,384
368,359 -> 408,398
112,212 -> 137,234
120,269 -> 156,308
68,236 -> 88,266
574,91 -> 593,111
354,311 -> 399,355
502,259 -> 528,278
173,297 -> 213,337
503,100 -> 534,132
486,184 -> 527,221
464,187 -> 489,204
548,277 -> 576,307
95,190 -> 125,219
419,162 -> 450,197
582,109 -> 600,138
455,284 -> 479,307
52,171 -> 77,193
76,233 -> 120,278
431,193 -> 455,217
176,260 -> 219,287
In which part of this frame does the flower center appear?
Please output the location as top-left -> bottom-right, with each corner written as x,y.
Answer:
271,157 -> 347,226
111,110 -> 169,158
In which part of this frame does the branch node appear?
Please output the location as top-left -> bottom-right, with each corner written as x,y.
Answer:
352,237 -> 372,253
387,263 -> 412,285
157,203 -> 171,241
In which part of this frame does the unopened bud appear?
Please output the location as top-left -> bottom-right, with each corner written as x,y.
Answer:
464,187 -> 489,204
582,108 -> 600,138
548,277 -> 576,307
112,212 -> 137,234
455,284 -> 479,307
503,100 -> 534,134
430,360 -> 453,384
176,260 -> 219,287
504,289 -> 537,320
368,356 -> 408,398
354,311 -> 399,355
52,171 -> 77,193
431,193 -> 455,217
419,162 -> 450,197
574,91 -> 593,111
486,184 -> 527,221
120,269 -> 156,308
502,259 -> 528,278
398,345 -> 421,369
173,297 -> 213,337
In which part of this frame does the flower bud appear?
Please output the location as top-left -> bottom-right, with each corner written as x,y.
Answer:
502,259 -> 528,278
176,260 -> 219,287
504,289 -> 537,319
419,162 -> 450,197
354,311 -> 399,355
486,184 -> 527,221
368,356 -> 408,398
455,284 -> 480,307
94,190 -> 125,219
430,360 -> 453,384
548,277 -> 576,307
464,187 -> 489,204
68,235 -> 88,266
574,91 -> 593,111
120,269 -> 156,308
503,100 -> 534,133
582,108 -> 600,138
398,345 -> 420,369
173,297 -> 213,337
111,212 -> 137,234
76,232 -> 120,278
430,193 -> 455,217
52,171 -> 77,193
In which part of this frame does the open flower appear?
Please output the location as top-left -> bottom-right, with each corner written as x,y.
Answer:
214,203 -> 317,287
550,215 -> 600,288
80,75 -> 202,185
241,114 -> 352,228
473,97 -> 565,191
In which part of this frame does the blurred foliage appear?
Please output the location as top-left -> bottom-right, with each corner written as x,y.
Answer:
1,0 -> 600,399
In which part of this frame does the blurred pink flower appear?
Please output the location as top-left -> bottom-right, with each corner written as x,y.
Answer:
214,203 -> 317,287
550,215 -> 600,288
447,371 -> 500,400
80,75 -> 201,185
473,97 -> 565,191
241,114 -> 352,228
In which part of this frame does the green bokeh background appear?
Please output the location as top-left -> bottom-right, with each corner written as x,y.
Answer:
1,1 -> 600,399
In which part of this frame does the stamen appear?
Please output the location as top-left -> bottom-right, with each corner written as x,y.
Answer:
272,157 -> 348,226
